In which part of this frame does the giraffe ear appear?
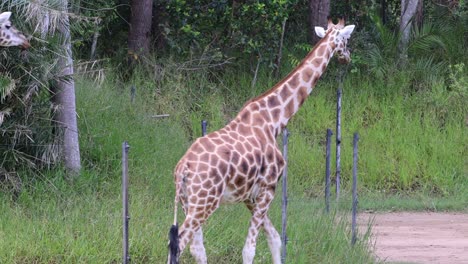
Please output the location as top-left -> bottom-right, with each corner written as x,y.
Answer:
315,27 -> 326,38
338,25 -> 356,39
0,12 -> 12,23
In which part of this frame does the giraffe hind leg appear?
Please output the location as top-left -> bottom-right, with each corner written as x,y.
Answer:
177,215 -> 201,262
190,227 -> 207,264
178,195 -> 220,264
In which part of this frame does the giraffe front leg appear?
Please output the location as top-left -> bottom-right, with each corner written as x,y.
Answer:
245,202 -> 282,264
243,217 -> 281,264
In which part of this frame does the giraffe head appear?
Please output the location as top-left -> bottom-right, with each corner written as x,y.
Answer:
0,12 -> 30,49
314,18 -> 355,64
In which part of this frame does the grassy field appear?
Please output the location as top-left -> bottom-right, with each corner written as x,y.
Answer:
0,59 -> 466,262
0,181 -> 374,263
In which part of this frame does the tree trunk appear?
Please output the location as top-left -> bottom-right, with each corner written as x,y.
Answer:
53,1 -> 81,174
128,0 -> 153,62
415,0 -> 424,29
90,26 -> 99,60
152,1 -> 167,50
308,0 -> 330,44
398,0 -> 419,64
274,18 -> 287,79
380,0 -> 387,25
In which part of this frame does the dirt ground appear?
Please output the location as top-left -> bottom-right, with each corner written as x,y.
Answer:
358,212 -> 468,264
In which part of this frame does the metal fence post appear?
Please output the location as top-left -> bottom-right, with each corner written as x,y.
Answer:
336,88 -> 342,200
130,85 -> 136,104
201,120 -> 208,136
281,128 -> 289,264
351,133 -> 359,246
325,129 -> 333,213
122,141 -> 130,264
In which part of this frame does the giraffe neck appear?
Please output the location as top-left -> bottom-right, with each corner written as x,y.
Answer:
236,33 -> 336,136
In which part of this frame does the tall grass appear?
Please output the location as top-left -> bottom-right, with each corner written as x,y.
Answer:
287,69 -> 466,195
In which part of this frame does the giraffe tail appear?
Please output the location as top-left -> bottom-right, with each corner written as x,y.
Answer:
168,223 -> 179,264
168,171 -> 181,264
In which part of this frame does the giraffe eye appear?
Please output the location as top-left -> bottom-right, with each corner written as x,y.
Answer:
5,25 -> 11,29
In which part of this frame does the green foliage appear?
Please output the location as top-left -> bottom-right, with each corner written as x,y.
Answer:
330,0 -> 373,28
357,12 -> 400,79
354,6 -> 467,95
0,48 -> 59,181
416,63 -> 468,126
164,0 -> 295,67
409,22 -> 447,59
71,1 -> 119,58
285,42 -> 312,70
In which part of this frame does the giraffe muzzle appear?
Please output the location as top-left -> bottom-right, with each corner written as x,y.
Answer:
20,40 -> 31,49
338,56 -> 351,64
338,50 -> 351,64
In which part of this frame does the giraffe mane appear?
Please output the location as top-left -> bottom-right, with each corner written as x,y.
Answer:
239,32 -> 333,111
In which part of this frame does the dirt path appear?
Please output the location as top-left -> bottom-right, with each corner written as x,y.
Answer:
358,212 -> 468,264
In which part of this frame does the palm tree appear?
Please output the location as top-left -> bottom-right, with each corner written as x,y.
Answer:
0,0 -> 81,181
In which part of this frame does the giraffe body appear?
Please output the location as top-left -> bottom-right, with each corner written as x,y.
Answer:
168,18 -> 355,264
0,12 -> 30,49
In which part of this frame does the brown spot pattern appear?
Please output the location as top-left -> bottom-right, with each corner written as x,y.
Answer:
280,85 -> 292,100
302,68 -> 314,82
267,96 -> 280,108
287,73 -> 300,87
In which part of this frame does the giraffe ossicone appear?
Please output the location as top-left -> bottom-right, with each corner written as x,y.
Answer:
168,18 -> 355,264
0,12 -> 30,49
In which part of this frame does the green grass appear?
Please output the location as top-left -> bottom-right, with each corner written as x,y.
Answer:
0,59 -> 466,262
285,71 -> 466,196
329,189 -> 468,213
0,181 -> 374,263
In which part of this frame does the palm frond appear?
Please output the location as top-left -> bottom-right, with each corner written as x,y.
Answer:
0,73 -> 16,102
409,56 -> 447,91
75,59 -> 108,85
409,22 -> 447,59
368,12 -> 400,58
0,108 -> 12,126
365,46 -> 387,79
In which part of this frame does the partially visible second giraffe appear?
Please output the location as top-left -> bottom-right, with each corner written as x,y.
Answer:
0,12 -> 30,49
168,18 -> 355,264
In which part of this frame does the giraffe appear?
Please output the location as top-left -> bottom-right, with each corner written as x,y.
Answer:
0,12 -> 30,49
168,18 -> 355,264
